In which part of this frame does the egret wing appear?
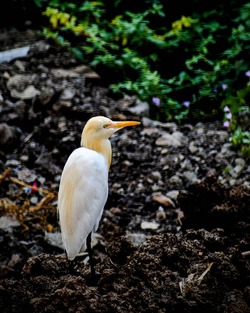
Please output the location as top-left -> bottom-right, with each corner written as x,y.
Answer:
58,147 -> 108,260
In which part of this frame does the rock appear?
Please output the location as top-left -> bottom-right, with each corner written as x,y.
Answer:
5,159 -> 21,166
151,184 -> 161,192
235,158 -> 246,167
0,123 -> 16,146
160,122 -> 178,132
183,171 -> 199,184
141,117 -> 158,127
7,74 -> 35,91
156,207 -> 167,220
14,60 -> 26,71
0,215 -> 20,231
230,158 -> 246,178
142,127 -> 159,136
30,196 -> 38,204
169,175 -> 183,185
116,96 -> 136,111
127,99 -> 150,116
51,65 -> 100,79
166,190 -> 180,201
160,148 -> 168,154
10,85 -> 40,99
60,87 -> 76,100
52,101 -> 72,111
0,46 -> 30,63
152,193 -> 175,207
207,130 -> 229,141
8,254 -> 22,268
180,159 -> 193,171
141,220 -> 160,230
149,171 -> 162,181
36,87 -> 55,106
51,68 -> 79,78
126,232 -> 147,245
229,179 -> 236,186
17,168 -> 37,183
217,143 -> 236,160
189,141 -> 198,154
122,160 -> 133,168
44,231 -> 64,250
155,131 -> 186,147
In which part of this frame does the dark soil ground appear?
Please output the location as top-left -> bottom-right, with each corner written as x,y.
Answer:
0,26 -> 249,313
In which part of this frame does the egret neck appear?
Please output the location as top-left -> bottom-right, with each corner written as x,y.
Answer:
81,131 -> 112,170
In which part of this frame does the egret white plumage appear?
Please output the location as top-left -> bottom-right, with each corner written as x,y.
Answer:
58,116 -> 140,277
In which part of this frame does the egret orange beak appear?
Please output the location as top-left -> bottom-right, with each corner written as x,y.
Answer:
109,120 -> 141,129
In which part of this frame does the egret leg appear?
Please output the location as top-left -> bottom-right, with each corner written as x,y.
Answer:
68,259 -> 80,276
86,232 -> 96,277
68,258 -> 77,274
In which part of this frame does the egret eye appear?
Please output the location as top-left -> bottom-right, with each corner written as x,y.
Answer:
103,124 -> 111,129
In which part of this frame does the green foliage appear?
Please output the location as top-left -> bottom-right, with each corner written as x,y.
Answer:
231,128 -> 250,157
37,0 -> 249,133
222,83 -> 250,157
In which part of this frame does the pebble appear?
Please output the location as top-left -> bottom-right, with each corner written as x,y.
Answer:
6,159 -> 20,166
229,158 -> 246,178
126,232 -> 147,245
141,117 -> 158,127
156,207 -> 166,220
160,122 -> 178,132
166,190 -> 180,201
150,171 -> 162,181
141,220 -> 160,230
207,130 -> 228,141
127,99 -> 149,116
235,158 -> 246,167
17,168 -> 37,183
169,175 -> 183,185
161,148 -> 168,155
183,171 -> 199,184
142,128 -> 159,136
152,193 -> 175,207
156,131 -> 185,147
10,85 -> 41,99
189,141 -> 198,154
151,184 -> 161,192
0,123 -> 16,145
60,87 -> 76,100
122,160 -> 133,168
0,215 -> 20,231
20,155 -> 29,162
44,231 -> 64,249
0,46 -> 30,63
30,196 -> 38,204
7,74 -> 34,90
8,254 -> 22,268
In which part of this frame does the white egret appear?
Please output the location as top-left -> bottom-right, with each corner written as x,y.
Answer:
58,116 -> 140,277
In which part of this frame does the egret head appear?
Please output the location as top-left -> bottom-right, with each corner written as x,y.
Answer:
82,116 -> 140,141
81,116 -> 140,168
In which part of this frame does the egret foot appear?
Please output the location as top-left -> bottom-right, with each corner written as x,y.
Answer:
68,258 -> 81,276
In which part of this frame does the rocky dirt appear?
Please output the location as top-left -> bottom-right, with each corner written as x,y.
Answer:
0,28 -> 249,313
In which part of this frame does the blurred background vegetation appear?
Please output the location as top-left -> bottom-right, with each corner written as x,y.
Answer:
2,0 -> 250,155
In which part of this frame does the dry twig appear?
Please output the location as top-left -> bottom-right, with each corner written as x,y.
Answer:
0,167 -> 57,231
